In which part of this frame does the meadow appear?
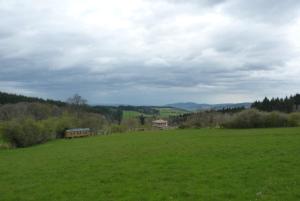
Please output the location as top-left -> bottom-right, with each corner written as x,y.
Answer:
155,107 -> 189,118
122,107 -> 188,119
1,128 -> 300,201
122,110 -> 150,119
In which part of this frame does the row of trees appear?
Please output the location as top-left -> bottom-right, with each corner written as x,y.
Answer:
223,109 -> 300,128
1,112 -> 107,148
0,91 -> 66,106
170,109 -> 300,129
0,93 -> 158,148
0,92 -> 122,124
0,91 -> 162,125
252,94 -> 300,113
0,94 -> 108,148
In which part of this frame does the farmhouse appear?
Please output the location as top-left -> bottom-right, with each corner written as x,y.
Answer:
64,128 -> 95,138
152,119 -> 168,129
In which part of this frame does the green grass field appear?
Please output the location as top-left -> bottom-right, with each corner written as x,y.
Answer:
156,107 -> 189,118
1,128 -> 300,201
122,107 -> 188,119
122,110 -> 149,119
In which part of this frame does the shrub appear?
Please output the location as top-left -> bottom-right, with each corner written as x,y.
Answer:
78,113 -> 106,131
121,118 -> 140,131
178,111 -> 230,128
2,118 -> 55,147
110,124 -> 128,133
54,114 -> 78,138
0,104 -> 108,148
264,112 -> 288,127
222,109 -> 292,129
288,113 -> 300,127
1,113 -> 88,147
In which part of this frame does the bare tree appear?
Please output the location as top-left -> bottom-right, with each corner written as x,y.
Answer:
67,94 -> 87,119
67,94 -> 87,106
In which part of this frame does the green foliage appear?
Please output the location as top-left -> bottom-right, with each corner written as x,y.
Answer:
0,91 -> 66,106
1,112 -> 107,148
252,94 -> 300,113
123,110 -> 144,119
2,118 -> 54,147
121,118 -> 140,131
171,111 -> 230,128
0,125 -> 9,149
0,102 -> 63,121
175,109 -> 300,129
264,112 -> 288,127
50,114 -> 78,138
139,115 -> 145,125
222,109 -> 294,128
287,112 -> 300,127
90,106 -> 123,124
156,107 -> 189,117
110,124 -> 128,133
1,128 -> 300,200
223,109 -> 265,128
77,113 -> 106,131
118,105 -> 159,116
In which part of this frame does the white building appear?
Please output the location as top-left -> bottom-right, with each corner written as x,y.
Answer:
152,119 -> 168,129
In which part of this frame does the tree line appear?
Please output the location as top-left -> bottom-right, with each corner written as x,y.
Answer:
0,92 -> 162,148
0,91 -> 160,124
251,94 -> 300,113
0,91 -> 67,107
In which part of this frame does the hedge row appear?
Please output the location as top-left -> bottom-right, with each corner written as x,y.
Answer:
1,112 -> 106,148
222,109 -> 300,128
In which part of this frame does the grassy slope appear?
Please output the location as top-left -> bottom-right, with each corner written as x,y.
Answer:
122,110 -> 147,119
1,128 -> 300,201
123,107 -> 188,119
156,107 -> 189,118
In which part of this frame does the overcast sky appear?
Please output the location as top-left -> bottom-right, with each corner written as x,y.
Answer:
0,0 -> 300,105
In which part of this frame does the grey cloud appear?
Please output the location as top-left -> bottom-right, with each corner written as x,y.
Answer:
166,0 -> 227,6
223,0 -> 300,24
0,0 -> 299,105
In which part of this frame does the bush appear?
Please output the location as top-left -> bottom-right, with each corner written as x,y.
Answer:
54,114 -> 78,138
179,111 -> 231,128
121,118 -> 140,131
78,113 -> 106,131
1,112 -> 105,147
2,118 -> 55,147
288,113 -> 300,127
264,112 -> 288,127
0,103 -> 108,148
222,109 -> 293,128
110,124 -> 128,133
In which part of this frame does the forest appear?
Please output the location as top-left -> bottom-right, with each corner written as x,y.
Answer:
251,94 -> 300,113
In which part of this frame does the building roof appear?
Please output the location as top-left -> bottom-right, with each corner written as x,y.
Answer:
66,128 -> 90,132
152,119 -> 168,124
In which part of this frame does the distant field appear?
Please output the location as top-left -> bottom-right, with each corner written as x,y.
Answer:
123,107 -> 188,119
156,107 -> 189,117
122,110 -> 151,119
1,128 -> 300,201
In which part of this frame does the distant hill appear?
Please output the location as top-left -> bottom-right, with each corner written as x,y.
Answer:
166,102 -> 252,111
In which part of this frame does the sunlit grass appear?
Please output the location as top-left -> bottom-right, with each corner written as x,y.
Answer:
1,128 -> 300,201
156,107 -> 189,117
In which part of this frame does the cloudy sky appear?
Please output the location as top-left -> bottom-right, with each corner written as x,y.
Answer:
0,0 -> 300,105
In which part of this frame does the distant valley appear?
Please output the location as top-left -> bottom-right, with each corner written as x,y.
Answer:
166,102 -> 252,111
